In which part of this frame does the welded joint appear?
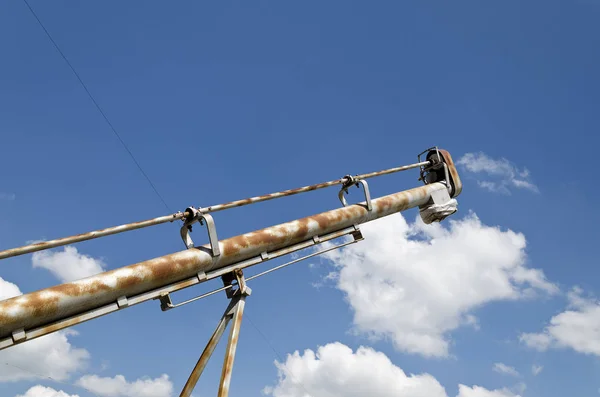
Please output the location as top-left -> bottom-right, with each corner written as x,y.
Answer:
11,329 -> 26,343
223,270 -> 252,299
117,296 -> 129,309
339,177 -> 372,211
158,293 -> 173,312
234,270 -> 250,296
180,207 -> 221,257
351,225 -> 364,242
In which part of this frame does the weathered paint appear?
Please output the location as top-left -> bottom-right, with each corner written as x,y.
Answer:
0,159 -> 432,261
179,302 -> 234,397
218,296 -> 246,397
0,213 -> 186,260
438,149 -> 462,198
0,182 -> 451,341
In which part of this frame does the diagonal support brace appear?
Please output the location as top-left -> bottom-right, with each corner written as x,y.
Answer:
179,270 -> 250,397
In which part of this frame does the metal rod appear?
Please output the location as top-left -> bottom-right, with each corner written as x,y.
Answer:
167,238 -> 359,310
217,295 -> 246,397
353,161 -> 429,180
0,182 -> 448,346
0,160 -> 428,261
179,297 -> 238,397
245,240 -> 358,283
0,212 -> 188,261
201,161 -> 429,213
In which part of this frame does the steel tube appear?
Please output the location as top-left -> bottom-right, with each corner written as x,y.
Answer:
179,298 -> 236,397
0,161 -> 429,262
0,182 -> 446,341
0,213 -> 187,260
218,296 -> 245,397
202,161 -> 430,213
353,161 -> 429,180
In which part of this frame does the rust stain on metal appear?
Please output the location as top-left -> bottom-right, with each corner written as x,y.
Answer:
438,149 -> 462,198
0,213 -> 187,261
218,299 -> 245,397
0,183 -> 446,341
205,180 -> 342,213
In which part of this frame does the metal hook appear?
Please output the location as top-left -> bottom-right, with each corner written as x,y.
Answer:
338,176 -> 372,211
180,207 -> 221,256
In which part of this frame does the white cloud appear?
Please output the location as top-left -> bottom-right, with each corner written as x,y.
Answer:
32,246 -> 106,282
521,287 -> 600,356
76,374 -> 173,397
319,213 -> 557,357
492,363 -> 520,377
0,277 -> 90,383
0,330 -> 89,383
263,342 -> 448,397
532,365 -> 543,376
0,192 -> 16,201
264,342 -> 522,397
456,385 -> 521,397
0,277 -> 22,301
457,152 -> 538,194
16,385 -> 79,397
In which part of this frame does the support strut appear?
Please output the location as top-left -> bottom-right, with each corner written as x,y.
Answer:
179,270 -> 251,397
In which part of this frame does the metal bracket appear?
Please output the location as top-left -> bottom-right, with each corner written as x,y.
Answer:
338,175 -> 372,211
221,269 -> 252,299
180,207 -> 220,256
418,147 -> 451,195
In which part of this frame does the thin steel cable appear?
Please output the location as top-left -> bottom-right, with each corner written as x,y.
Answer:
21,0 -> 172,212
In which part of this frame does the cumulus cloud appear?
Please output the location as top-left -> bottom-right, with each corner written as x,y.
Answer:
520,287 -> 600,356
0,276 -> 90,383
0,276 -> 22,301
319,213 -> 557,357
0,330 -> 89,382
32,246 -> 106,282
457,152 -> 538,194
76,374 -> 173,397
492,363 -> 520,377
263,342 -> 448,397
16,385 -> 79,397
532,365 -> 543,376
264,342 -> 522,397
456,385 -> 521,397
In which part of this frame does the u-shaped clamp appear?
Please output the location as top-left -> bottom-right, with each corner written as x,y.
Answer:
180,207 -> 221,257
338,176 -> 373,211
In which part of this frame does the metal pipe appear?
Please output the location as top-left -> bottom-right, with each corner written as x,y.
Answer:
179,298 -> 236,397
201,161 -> 429,213
218,296 -> 246,397
0,160 -> 428,261
0,213 -> 187,260
0,182 -> 447,342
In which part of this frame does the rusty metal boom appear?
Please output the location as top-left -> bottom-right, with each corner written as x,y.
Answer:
0,147 -> 463,397
0,160 -> 429,261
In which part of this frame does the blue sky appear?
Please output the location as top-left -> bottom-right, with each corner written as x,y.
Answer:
1,1 -> 599,396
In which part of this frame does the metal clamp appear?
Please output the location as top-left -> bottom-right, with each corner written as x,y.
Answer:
338,175 -> 372,211
180,207 -> 220,256
221,269 -> 251,299
418,147 -> 451,195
